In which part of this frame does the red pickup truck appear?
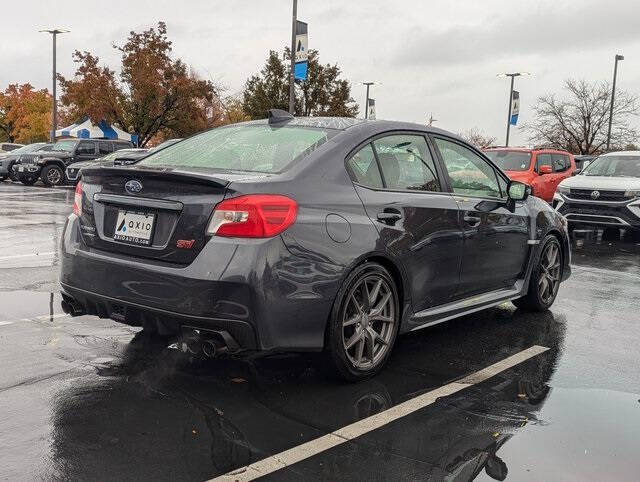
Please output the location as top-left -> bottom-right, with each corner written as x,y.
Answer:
484,148 -> 576,202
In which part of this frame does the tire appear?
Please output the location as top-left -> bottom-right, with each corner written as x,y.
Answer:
41,164 -> 64,187
326,262 -> 400,381
9,170 -> 18,182
513,234 -> 562,312
20,177 -> 37,186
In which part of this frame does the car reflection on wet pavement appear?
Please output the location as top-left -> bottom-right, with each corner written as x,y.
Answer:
1,182 -> 639,481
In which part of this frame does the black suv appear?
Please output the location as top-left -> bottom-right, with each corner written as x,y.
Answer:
14,138 -> 133,186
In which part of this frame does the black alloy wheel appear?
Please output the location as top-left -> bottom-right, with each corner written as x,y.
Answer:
514,234 -> 562,312
326,262 -> 400,381
41,164 -> 64,187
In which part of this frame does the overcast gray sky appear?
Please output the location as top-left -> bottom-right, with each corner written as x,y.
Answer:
1,0 -> 639,146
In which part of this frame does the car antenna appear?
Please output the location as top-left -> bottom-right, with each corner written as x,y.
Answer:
267,109 -> 294,124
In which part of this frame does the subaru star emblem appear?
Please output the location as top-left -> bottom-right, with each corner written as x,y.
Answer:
125,180 -> 143,194
590,190 -> 600,200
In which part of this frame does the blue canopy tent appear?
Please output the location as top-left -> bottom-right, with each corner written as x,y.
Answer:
55,119 -> 138,145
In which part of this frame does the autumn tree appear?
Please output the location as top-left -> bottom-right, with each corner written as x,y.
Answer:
458,128 -> 497,149
524,79 -> 639,154
58,22 -> 218,146
0,84 -> 52,143
243,48 -> 358,119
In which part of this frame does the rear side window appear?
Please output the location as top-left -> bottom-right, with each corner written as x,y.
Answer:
139,124 -> 335,173
552,154 -> 569,172
76,142 -> 95,155
99,142 -> 113,154
373,135 -> 440,192
347,144 -> 383,188
114,141 -> 131,151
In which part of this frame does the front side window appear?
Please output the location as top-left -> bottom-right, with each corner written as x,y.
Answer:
536,153 -> 553,172
139,124 -> 335,173
347,143 -> 383,188
52,140 -> 78,152
434,137 -> 501,198
373,135 -> 440,192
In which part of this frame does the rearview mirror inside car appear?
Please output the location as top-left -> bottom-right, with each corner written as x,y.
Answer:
508,181 -> 528,201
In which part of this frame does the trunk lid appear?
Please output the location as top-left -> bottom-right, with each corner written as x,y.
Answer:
78,165 -> 263,264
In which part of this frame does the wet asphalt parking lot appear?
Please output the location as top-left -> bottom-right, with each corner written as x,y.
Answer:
0,181 -> 639,481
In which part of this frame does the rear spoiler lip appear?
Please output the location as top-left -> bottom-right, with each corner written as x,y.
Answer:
80,165 -> 231,188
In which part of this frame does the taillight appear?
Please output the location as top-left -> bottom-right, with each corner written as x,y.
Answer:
72,181 -> 83,216
207,194 -> 297,238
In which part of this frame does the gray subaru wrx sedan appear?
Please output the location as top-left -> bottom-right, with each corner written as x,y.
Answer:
60,111 -> 571,380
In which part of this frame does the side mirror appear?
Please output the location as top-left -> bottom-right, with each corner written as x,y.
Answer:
507,181 -> 529,201
572,168 -> 581,176
539,165 -> 553,175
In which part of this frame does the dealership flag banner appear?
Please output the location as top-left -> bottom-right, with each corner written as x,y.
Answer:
510,90 -> 520,125
294,21 -> 308,81
367,99 -> 376,120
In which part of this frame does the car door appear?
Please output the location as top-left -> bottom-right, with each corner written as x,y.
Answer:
533,152 -> 555,200
74,141 -> 97,164
431,136 -> 530,298
551,153 -> 571,190
347,133 -> 463,312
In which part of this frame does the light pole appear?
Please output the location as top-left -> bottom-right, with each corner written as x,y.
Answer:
606,54 -> 624,151
288,0 -> 297,115
497,72 -> 529,146
362,82 -> 374,119
40,29 -> 69,143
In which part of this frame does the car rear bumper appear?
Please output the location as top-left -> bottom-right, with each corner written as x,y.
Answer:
60,215 -> 343,352
555,195 -> 640,229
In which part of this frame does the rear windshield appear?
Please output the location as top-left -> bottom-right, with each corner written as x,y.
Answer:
484,150 -> 532,171
582,155 -> 640,177
138,124 -> 335,173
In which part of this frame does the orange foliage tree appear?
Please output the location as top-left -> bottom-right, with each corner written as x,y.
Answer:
0,84 -> 52,143
58,22 -> 219,146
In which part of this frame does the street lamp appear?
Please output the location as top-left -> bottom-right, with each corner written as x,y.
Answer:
497,72 -> 530,146
40,28 -> 70,143
362,82 -> 375,119
606,54 -> 624,151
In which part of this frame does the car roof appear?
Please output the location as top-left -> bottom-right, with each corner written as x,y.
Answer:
241,116 -> 460,136
600,150 -> 640,157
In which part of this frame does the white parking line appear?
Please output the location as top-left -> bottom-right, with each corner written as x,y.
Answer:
0,190 -> 71,198
0,321 -> 14,326
0,251 -> 55,261
213,345 -> 549,481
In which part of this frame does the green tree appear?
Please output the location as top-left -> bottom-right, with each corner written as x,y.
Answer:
243,48 -> 358,119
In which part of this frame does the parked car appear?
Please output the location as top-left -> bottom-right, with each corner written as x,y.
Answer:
573,155 -> 596,173
554,150 -> 640,232
60,112 -> 571,380
484,148 -> 576,202
66,148 -> 149,183
13,138 -> 133,187
0,143 -> 53,181
0,142 -> 23,154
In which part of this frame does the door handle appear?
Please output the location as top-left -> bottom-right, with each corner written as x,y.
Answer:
377,210 -> 402,224
463,213 -> 481,227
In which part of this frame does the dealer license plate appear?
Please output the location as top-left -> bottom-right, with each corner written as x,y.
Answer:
113,210 -> 156,246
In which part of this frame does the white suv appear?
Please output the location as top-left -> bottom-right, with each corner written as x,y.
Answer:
553,151 -> 640,232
